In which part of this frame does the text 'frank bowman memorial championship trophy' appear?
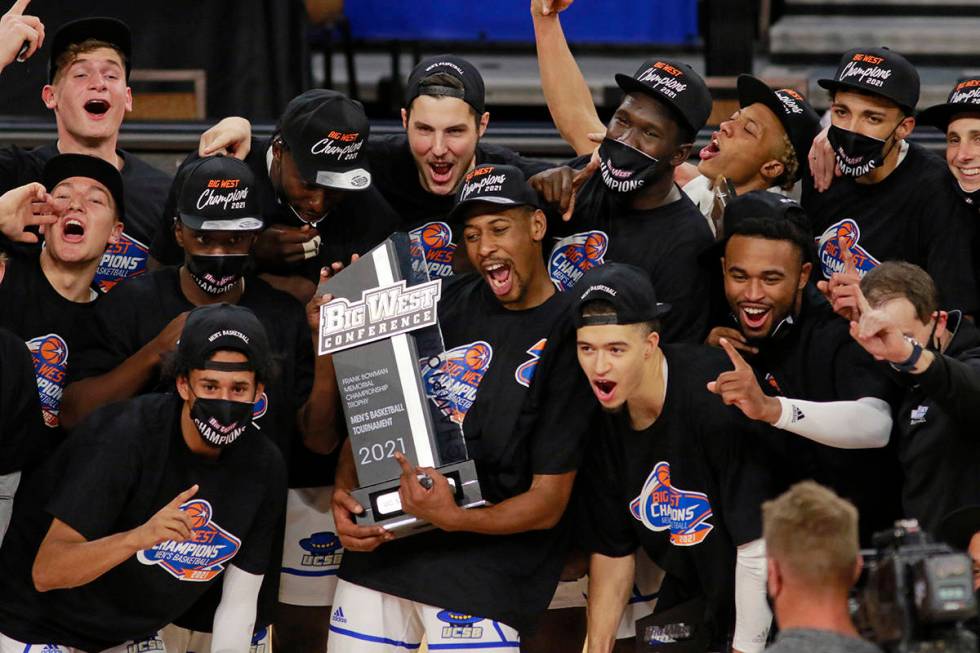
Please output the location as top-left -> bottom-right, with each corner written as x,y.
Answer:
316,232 -> 484,535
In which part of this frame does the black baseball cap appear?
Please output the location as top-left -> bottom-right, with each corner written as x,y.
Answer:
405,54 -> 486,115
722,190 -> 809,239
49,17 -> 132,83
176,303 -> 271,377
43,153 -> 124,220
447,163 -> 541,223
615,58 -> 712,136
574,262 -> 671,328
737,75 -> 821,181
279,90 -> 372,191
176,156 -> 262,232
817,47 -> 920,114
918,76 -> 980,132
940,505 -> 980,551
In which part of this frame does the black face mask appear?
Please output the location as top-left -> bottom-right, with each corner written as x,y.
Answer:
186,254 -> 247,295
827,123 -> 900,177
597,138 -> 663,194
190,395 -> 253,447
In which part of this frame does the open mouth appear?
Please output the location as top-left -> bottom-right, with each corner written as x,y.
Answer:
84,99 -> 110,117
483,261 -> 514,297
699,134 -> 721,161
61,218 -> 86,242
593,379 -> 617,403
428,161 -> 455,185
739,304 -> 771,331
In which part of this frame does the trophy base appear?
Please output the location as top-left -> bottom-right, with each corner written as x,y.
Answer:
351,459 -> 486,536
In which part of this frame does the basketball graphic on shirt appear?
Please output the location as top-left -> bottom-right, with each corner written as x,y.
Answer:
183,500 -> 212,530
464,342 -> 492,371
26,333 -> 69,429
409,221 -> 457,278
548,230 -> 609,291
420,341 -> 494,425
138,498 -> 241,582
816,219 -> 880,281
630,461 -> 715,546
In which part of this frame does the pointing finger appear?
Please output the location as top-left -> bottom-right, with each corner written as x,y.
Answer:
718,337 -> 750,371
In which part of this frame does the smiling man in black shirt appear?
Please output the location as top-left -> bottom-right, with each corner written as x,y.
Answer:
328,164 -> 593,650
804,47 -> 978,315
572,262 -> 773,653
705,191 -> 899,543
0,302 -> 286,653
530,59 -> 715,343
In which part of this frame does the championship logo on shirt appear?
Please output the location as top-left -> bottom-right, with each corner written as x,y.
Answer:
421,341 -> 493,425
250,627 -> 269,653
298,531 -> 343,570
436,611 -> 485,640
95,233 -> 149,293
26,333 -> 68,428
817,219 -> 879,280
137,499 -> 241,581
548,231 -> 608,291
252,392 -> 268,421
125,634 -> 165,653
515,338 -> 547,388
630,461 -> 714,546
409,221 -> 456,279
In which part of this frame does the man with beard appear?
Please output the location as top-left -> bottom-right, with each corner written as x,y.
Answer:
530,58 -> 715,343
0,303 -> 286,653
572,262 -> 773,653
328,164 -> 594,650
60,155 -> 338,653
849,262 -> 980,536
529,0 -> 820,230
804,47 -> 977,314
704,191 -> 898,542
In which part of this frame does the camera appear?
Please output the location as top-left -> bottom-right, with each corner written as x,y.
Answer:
855,519 -> 978,653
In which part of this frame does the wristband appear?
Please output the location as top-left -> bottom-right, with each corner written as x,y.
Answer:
890,337 -> 923,373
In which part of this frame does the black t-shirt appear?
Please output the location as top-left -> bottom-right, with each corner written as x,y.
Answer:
728,287 -> 901,543
150,139 -> 400,280
895,314 -> 980,535
340,274 -> 594,632
0,143 -> 172,293
578,344 -> 775,650
66,267 -> 324,486
802,142 -> 978,314
366,134 -> 552,279
0,328 -> 44,474
553,167 -> 713,344
0,393 -> 286,651
0,253 -> 97,448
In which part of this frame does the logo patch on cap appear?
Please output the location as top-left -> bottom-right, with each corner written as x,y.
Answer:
839,57 -> 893,89
460,169 -> 507,200
425,60 -> 465,76
950,79 -> 980,105
310,134 -> 364,162
776,90 -> 805,115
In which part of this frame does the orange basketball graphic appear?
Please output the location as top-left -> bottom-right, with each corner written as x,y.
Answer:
655,463 -> 671,487
835,221 -> 857,253
421,222 -> 450,250
38,336 -> 67,366
183,501 -> 211,530
584,232 -> 607,262
464,342 -> 491,371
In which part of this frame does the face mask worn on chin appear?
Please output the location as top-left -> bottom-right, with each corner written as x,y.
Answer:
827,123 -> 901,177
598,138 -> 663,194
190,395 -> 254,447
186,254 -> 247,295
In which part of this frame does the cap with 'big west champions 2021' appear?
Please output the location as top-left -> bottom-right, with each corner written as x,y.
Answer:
48,16 -> 133,82
43,153 -> 125,220
279,89 -> 372,192
818,47 -> 920,114
447,163 -> 541,223
176,303 -> 272,376
405,54 -> 486,115
615,58 -> 713,136
918,76 -> 980,132
737,75 -> 821,180
176,156 -> 262,232
574,262 -> 671,328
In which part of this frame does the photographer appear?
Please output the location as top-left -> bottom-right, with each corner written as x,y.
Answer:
763,481 -> 882,653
